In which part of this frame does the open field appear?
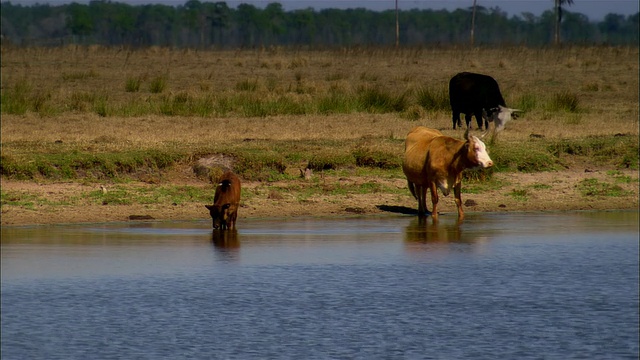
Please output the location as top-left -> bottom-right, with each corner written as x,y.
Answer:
1,46 -> 638,226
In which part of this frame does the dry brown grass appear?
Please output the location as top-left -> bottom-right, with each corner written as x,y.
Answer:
1,46 -> 637,148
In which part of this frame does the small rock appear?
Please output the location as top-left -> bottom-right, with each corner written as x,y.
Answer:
498,204 -> 507,208
464,199 -> 478,207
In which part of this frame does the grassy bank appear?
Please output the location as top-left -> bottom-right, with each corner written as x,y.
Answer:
1,46 -> 638,224
1,133 -> 637,182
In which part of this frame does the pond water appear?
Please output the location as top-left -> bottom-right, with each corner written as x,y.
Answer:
1,211 -> 638,359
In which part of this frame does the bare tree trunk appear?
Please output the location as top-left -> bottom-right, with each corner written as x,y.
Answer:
470,0 -> 477,46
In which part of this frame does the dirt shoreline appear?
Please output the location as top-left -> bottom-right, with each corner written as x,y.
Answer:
2,166 -> 638,227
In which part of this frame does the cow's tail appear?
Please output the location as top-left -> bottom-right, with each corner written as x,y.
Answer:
407,181 -> 418,200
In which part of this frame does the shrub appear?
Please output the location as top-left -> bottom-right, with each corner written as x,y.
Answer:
235,79 -> 258,92
233,151 -> 287,181
125,77 -> 142,92
1,80 -> 32,115
61,70 -> 99,81
317,92 -> 355,114
149,76 -> 167,93
549,91 -> 580,112
401,104 -> 426,121
307,152 -> 354,171
357,86 -> 407,113
415,86 -> 449,111
490,143 -> 558,172
513,93 -> 538,112
352,147 -> 401,169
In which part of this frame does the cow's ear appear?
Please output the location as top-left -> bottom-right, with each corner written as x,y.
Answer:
205,205 -> 213,210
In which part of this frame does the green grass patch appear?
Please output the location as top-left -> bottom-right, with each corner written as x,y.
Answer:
307,151 -> 355,171
235,79 -> 259,92
1,80 -> 54,115
88,185 -> 210,205
415,86 -> 449,112
548,91 -> 580,112
352,146 -> 401,169
508,188 -> 529,201
158,92 -> 217,117
547,135 -> 639,168
61,70 -> 99,81
356,86 -> 408,113
0,149 -> 184,180
231,149 -> 287,181
149,76 -> 168,93
462,168 -> 494,182
463,176 -> 508,194
513,92 -> 537,112
491,135 -> 638,173
490,142 -> 559,172
125,77 -> 142,92
576,178 -> 631,197
0,190 -> 74,208
317,92 -> 357,114
1,190 -> 40,209
606,170 -> 638,184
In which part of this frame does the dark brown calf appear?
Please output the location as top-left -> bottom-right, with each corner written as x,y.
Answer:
205,171 -> 241,230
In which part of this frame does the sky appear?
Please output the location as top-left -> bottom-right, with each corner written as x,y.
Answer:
9,0 -> 639,21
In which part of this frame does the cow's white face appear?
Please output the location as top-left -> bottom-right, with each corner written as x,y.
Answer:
470,136 -> 494,168
487,105 -> 521,132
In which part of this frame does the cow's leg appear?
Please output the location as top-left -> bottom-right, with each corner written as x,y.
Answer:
429,182 -> 439,222
418,185 -> 430,216
454,182 -> 464,222
474,110 -> 484,130
415,185 -> 424,216
418,186 -> 425,216
229,213 -> 237,230
452,111 -> 461,129
422,186 -> 431,215
464,113 -> 473,129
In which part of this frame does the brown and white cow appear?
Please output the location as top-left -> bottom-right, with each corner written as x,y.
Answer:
205,171 -> 241,230
403,126 -> 444,215
402,126 -> 493,221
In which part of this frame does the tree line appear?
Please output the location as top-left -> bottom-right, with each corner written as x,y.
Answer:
1,0 -> 638,48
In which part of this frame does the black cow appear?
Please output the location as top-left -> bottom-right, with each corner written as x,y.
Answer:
449,72 -> 520,132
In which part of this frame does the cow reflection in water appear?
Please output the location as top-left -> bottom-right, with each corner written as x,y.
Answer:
404,217 -> 489,255
211,229 -> 240,251
405,217 -> 462,244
